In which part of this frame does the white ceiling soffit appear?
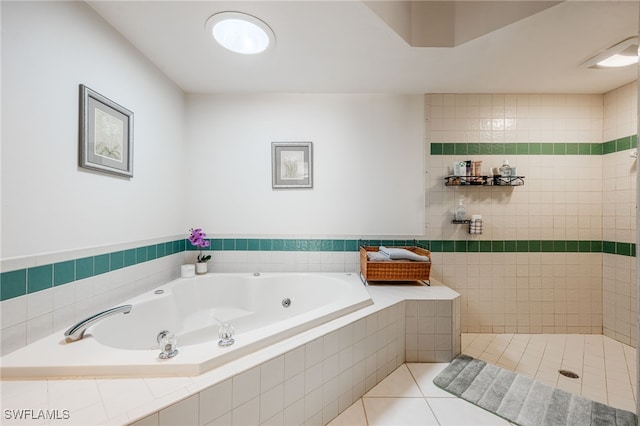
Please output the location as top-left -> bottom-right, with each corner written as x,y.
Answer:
87,0 -> 639,94
364,1 -> 563,47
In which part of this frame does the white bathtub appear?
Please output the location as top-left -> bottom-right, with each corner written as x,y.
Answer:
0,272 -> 372,379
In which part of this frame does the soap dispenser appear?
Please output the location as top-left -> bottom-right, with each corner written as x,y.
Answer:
454,200 -> 467,221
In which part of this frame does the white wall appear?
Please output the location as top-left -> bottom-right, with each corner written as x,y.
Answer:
1,1 -> 186,258
185,94 -> 425,237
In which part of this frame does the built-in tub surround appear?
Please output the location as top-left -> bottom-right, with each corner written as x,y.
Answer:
1,273 -> 372,378
0,282 -> 460,426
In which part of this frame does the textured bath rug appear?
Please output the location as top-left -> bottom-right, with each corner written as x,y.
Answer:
433,354 -> 638,426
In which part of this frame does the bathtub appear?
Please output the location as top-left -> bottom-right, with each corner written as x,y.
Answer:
0,272 -> 372,379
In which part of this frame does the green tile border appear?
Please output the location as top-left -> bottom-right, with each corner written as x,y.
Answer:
430,136 -> 637,156
1,237 -> 636,301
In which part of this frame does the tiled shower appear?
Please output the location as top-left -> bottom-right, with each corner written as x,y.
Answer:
425,83 -> 638,347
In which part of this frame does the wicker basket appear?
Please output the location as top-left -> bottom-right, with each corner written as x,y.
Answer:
359,246 -> 431,283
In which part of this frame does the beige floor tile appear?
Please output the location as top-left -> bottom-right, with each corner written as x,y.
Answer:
365,365 -> 422,398
426,397 -> 511,426
406,363 -> 451,398
327,399 -> 367,426
363,397 -> 439,426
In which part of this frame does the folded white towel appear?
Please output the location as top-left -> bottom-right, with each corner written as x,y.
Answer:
379,246 -> 430,262
367,251 -> 390,261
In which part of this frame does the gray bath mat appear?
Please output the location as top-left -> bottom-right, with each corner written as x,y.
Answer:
433,354 -> 637,426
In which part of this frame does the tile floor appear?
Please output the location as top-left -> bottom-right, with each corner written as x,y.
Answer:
329,333 -> 637,426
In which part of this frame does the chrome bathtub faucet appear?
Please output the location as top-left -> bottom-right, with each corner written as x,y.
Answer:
64,305 -> 132,342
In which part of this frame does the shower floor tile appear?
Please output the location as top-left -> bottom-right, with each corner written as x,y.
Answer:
329,333 -> 636,426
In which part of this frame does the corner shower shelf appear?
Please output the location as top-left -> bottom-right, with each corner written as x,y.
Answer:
444,175 -> 525,187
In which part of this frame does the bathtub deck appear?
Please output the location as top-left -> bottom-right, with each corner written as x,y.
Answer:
1,280 -> 460,426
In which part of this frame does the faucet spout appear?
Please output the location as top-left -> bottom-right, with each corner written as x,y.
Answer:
64,304 -> 132,342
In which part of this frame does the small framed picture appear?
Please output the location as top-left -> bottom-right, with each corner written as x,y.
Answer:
79,85 -> 134,177
271,142 -> 313,188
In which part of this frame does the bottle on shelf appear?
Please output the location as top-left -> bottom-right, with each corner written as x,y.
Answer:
454,199 -> 467,221
499,159 -> 512,177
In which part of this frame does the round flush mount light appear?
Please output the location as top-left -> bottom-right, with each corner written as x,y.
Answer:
205,12 -> 274,55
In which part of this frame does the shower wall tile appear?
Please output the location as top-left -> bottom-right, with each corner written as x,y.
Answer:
426,89 -> 637,342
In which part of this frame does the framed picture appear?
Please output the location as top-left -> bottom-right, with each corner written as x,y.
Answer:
272,142 -> 313,188
79,85 -> 134,177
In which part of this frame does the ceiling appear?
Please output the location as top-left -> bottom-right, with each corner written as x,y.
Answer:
88,1 -> 639,95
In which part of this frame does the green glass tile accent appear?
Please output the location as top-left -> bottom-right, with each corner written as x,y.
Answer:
632,135 -> 638,149
578,143 -> 591,155
504,143 -> 517,155
632,244 -> 637,257
27,265 -> 52,293
110,251 -> 124,271
553,241 -> 566,252
258,239 -> 271,251
566,241 -> 578,252
333,240 -> 345,251
516,144 -> 529,155
156,243 -> 166,258
164,242 -> 173,255
178,240 -> 186,252
136,247 -> 147,263
616,242 -> 631,256
147,245 -> 157,260
1,269 -> 27,300
467,143 -> 480,155
345,240 -> 358,251
553,143 -> 566,155
272,239 -> 284,251
529,240 -> 541,252
454,143 -> 467,155
516,241 -> 529,252
94,254 -> 110,275
430,240 -> 443,252
617,137 -> 631,151
479,143 -> 492,155
603,241 -> 615,254
603,140 -> 616,155
430,143 -> 443,155
491,143 -> 505,155
541,241 -> 554,252
566,144 -> 578,155
54,261 -> 75,286
208,239 -> 221,250
309,240 -> 322,251
320,240 -> 331,251
504,240 -> 517,252
76,256 -> 94,280
467,240 -> 479,252
298,240 -> 310,251
578,241 -> 591,252
528,143 -> 541,155
223,239 -> 235,250
591,143 -> 602,155
247,239 -> 260,250
491,241 -> 504,252
235,239 -> 248,250
591,240 -> 602,253
283,239 -> 296,251
124,249 -> 136,267
479,241 -> 492,252
441,240 -> 454,252
540,143 -> 554,155
442,143 -> 455,155
454,241 -> 467,252
381,240 -> 395,247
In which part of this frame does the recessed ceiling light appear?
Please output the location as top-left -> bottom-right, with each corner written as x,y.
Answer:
582,37 -> 639,69
205,12 -> 274,55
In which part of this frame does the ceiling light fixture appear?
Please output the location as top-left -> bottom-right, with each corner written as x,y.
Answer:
582,37 -> 639,69
205,12 -> 274,55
